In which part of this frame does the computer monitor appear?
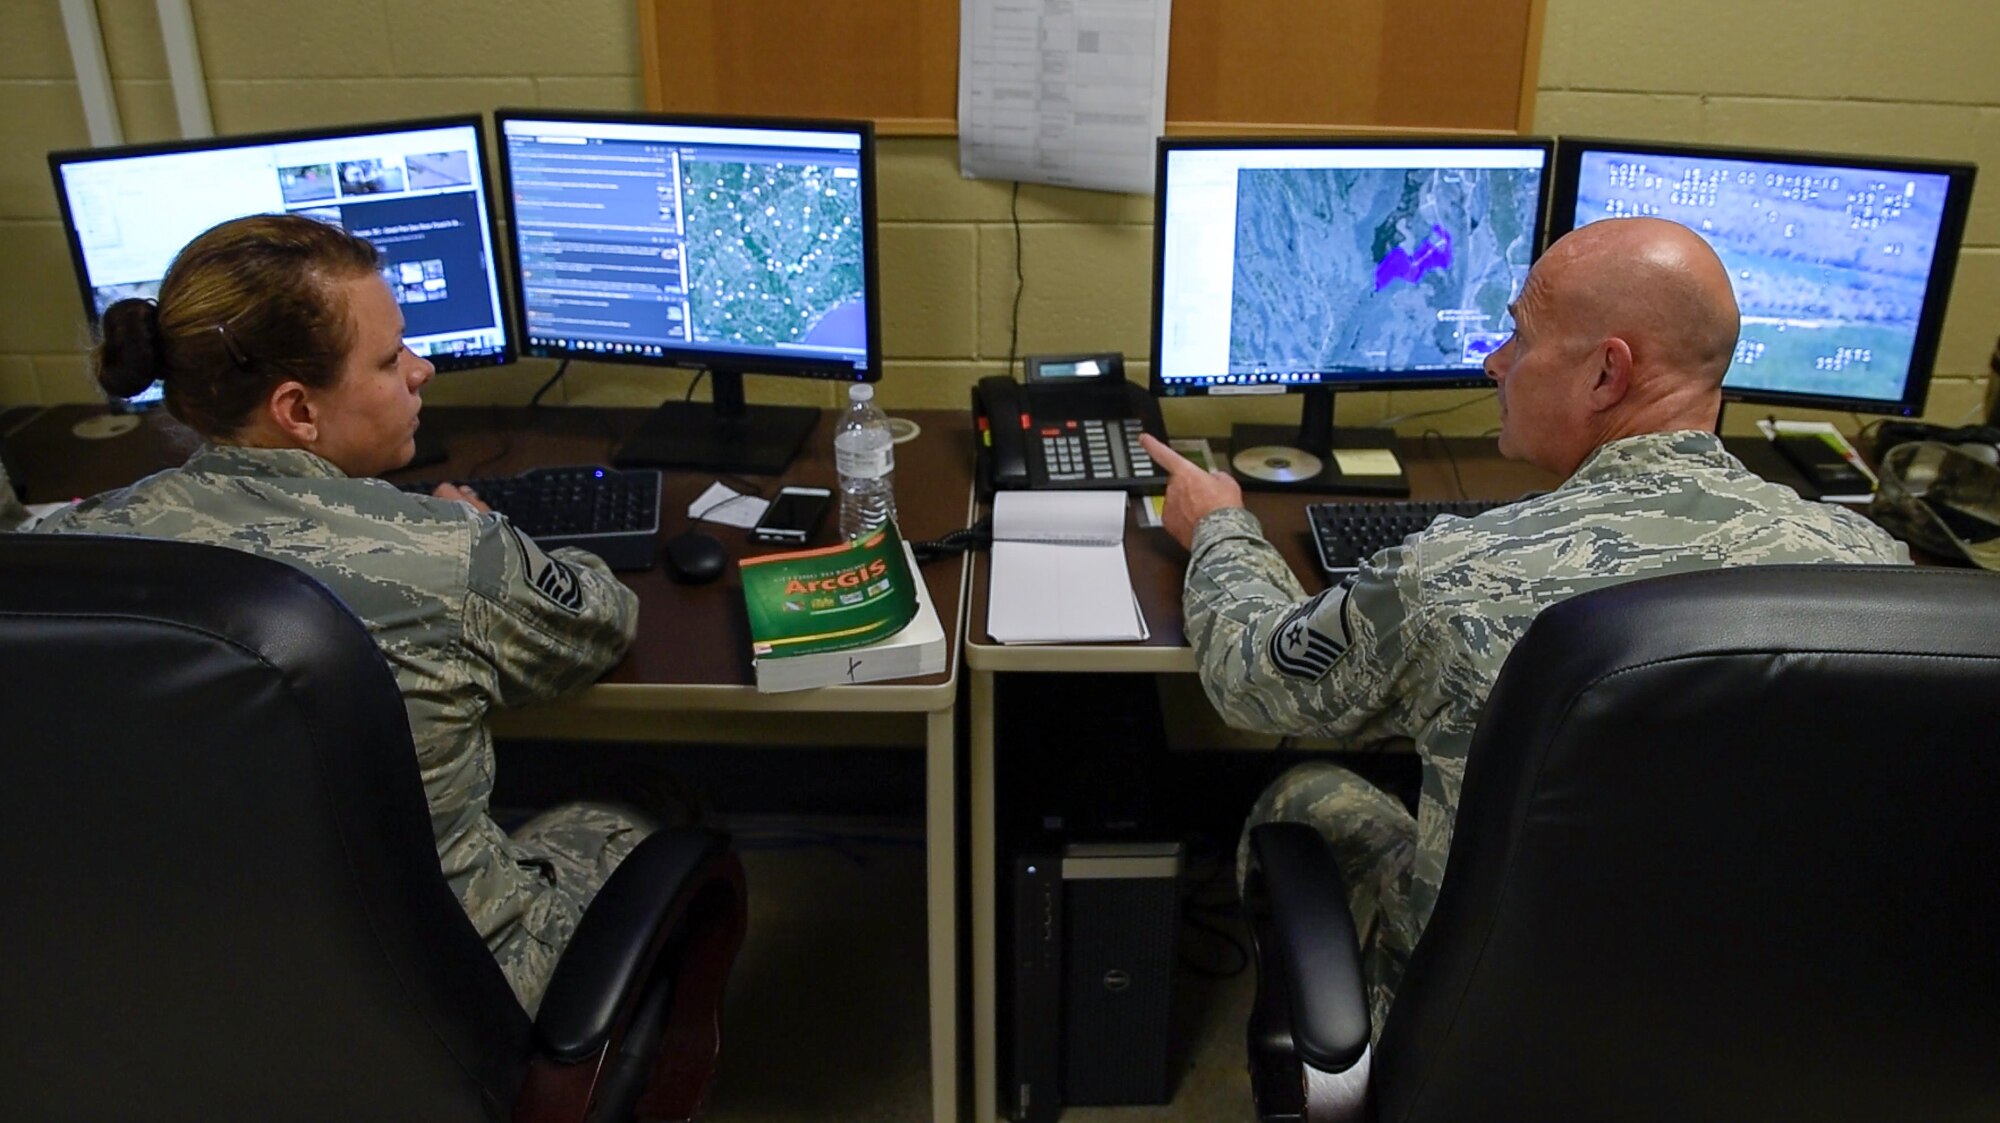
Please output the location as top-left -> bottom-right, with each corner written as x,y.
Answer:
1151,136 -> 1554,493
1548,137 -> 1977,419
48,115 -> 516,411
495,110 -> 881,475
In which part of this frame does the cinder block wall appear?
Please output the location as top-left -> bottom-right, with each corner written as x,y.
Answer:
3,0 -> 1994,437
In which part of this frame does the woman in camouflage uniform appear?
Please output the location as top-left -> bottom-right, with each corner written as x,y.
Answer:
38,214 -> 648,1014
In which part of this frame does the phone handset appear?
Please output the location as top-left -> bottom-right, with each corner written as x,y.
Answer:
973,375 -> 1032,493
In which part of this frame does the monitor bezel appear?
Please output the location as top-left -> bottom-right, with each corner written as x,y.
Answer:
1148,133 -> 1557,399
46,113 -> 517,376
493,107 -> 883,386
1547,135 -> 1978,418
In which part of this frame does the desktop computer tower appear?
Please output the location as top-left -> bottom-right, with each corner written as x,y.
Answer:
1060,841 -> 1183,1106
1009,851 -> 1064,1122
1008,840 -> 1185,1117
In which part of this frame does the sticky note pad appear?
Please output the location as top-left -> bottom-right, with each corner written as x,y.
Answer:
1333,448 -> 1402,476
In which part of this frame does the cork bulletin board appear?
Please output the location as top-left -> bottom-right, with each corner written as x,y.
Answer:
639,0 -> 1547,136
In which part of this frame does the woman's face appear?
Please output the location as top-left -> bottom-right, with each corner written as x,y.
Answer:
309,271 -> 435,478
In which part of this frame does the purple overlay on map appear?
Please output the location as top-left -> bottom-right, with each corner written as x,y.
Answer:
1375,225 -> 1454,291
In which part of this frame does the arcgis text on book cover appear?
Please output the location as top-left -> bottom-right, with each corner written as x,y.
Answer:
740,523 -> 918,662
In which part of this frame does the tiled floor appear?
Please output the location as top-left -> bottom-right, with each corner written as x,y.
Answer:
702,816 -> 1257,1123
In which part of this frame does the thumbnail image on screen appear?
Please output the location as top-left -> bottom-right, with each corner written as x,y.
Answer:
49,115 -> 513,404
501,115 -> 872,373
1154,143 -> 1549,392
1567,148 -> 1960,408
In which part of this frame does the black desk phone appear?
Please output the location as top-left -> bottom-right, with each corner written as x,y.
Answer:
972,352 -> 1167,495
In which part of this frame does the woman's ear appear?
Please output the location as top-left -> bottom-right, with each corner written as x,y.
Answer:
264,380 -> 319,445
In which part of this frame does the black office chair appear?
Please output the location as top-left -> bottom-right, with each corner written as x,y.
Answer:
1244,564 -> 2000,1123
0,533 -> 747,1123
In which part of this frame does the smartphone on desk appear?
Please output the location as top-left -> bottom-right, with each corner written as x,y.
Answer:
751,485 -> 832,544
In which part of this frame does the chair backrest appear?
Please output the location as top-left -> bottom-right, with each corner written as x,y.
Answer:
0,533 -> 530,1122
1376,565 -> 2000,1123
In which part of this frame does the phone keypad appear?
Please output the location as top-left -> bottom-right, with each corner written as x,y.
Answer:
1036,418 -> 1160,484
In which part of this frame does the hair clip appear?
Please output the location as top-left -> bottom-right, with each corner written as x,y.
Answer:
213,323 -> 251,370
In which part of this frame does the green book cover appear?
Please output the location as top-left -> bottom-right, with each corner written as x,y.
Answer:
740,523 -> 918,660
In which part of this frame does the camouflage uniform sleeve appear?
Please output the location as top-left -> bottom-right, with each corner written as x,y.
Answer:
460,515 -> 639,708
1184,506 -> 1426,744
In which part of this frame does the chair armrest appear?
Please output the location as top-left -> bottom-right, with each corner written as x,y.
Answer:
532,827 -> 738,1061
1246,822 -> 1371,1072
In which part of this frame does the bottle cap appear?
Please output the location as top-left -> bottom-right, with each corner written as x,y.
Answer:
849,383 -> 874,402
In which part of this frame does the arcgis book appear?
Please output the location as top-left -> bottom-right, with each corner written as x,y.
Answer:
739,524 -> 945,693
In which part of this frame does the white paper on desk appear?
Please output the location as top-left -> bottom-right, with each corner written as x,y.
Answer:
688,482 -> 767,529
957,0 -> 1173,194
993,488 -> 1125,543
988,490 -> 1149,643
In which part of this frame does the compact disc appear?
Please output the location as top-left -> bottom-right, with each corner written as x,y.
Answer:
1233,445 -> 1323,483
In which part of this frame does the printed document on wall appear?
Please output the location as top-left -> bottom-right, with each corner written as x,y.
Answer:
958,0 -> 1173,195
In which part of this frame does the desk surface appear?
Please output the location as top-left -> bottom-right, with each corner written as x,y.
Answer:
966,436 -> 1562,668
8,403 -> 978,701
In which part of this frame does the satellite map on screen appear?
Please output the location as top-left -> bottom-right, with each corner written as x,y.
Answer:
1574,151 -> 1949,403
680,158 -> 866,352
1229,164 -> 1541,375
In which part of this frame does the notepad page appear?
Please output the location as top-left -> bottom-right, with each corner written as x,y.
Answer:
988,540 -> 1148,643
992,490 -> 1126,544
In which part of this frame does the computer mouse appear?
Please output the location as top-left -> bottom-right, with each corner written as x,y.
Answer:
663,531 -> 729,584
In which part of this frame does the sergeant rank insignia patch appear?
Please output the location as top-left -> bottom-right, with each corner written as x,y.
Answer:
511,527 -> 585,613
1269,588 -> 1346,679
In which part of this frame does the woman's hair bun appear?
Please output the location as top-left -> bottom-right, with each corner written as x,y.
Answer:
96,297 -> 166,399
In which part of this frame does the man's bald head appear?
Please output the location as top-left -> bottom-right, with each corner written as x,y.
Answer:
1533,217 -> 1741,392
1485,218 -> 1743,475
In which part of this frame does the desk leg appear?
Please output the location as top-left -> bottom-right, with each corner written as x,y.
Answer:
928,706 -> 962,1123
970,669 -> 999,1123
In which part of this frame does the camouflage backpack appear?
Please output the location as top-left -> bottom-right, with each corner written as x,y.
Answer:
1871,441 -> 2000,570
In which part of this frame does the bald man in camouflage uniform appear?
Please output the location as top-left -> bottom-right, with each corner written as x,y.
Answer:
1141,217 -> 1908,1039
38,444 -> 644,1014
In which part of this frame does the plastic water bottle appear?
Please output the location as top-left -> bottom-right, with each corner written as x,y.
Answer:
834,382 -> 897,540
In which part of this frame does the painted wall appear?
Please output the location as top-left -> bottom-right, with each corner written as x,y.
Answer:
3,0 -> 1994,437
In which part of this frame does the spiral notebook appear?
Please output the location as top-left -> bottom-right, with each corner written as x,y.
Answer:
987,490 -> 1149,644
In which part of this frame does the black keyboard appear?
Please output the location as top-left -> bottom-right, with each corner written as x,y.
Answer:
398,465 -> 661,571
1307,498 -> 1506,575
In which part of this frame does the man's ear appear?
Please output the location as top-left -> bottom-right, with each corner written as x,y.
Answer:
265,380 -> 319,445
1589,336 -> 1634,410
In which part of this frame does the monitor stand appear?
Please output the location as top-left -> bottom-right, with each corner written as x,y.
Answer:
1228,387 -> 1410,496
612,369 -> 819,476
